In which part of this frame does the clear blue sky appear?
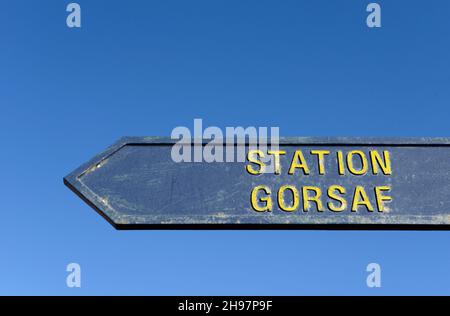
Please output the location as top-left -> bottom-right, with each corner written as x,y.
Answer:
1,0 -> 450,295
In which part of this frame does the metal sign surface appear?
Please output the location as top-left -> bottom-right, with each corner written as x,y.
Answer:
64,137 -> 450,230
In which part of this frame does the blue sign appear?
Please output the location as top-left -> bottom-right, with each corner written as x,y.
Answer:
64,137 -> 450,229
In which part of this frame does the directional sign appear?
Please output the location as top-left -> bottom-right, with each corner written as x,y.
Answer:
64,137 -> 450,230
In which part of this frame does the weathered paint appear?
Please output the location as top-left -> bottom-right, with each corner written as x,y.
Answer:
64,137 -> 450,230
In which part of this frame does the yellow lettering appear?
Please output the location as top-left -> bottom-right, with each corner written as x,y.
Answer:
267,150 -> 286,175
250,185 -> 272,212
337,151 -> 345,175
370,150 -> 392,175
311,150 -> 330,175
246,150 -> 265,175
375,186 -> 392,212
347,150 -> 368,175
302,186 -> 323,211
327,185 -> 347,212
288,150 -> 310,175
278,185 -> 299,212
351,186 -> 374,211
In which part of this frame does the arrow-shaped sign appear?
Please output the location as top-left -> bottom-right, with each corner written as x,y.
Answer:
64,137 -> 450,230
